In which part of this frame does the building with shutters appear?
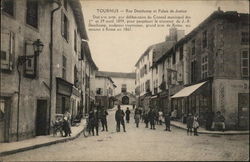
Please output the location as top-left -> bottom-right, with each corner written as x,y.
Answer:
95,72 -> 117,109
154,9 -> 249,130
0,0 -> 97,142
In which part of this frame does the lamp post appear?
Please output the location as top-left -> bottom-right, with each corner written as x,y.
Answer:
16,39 -> 44,141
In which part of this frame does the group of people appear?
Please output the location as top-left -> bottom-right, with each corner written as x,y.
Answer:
87,105 -> 109,136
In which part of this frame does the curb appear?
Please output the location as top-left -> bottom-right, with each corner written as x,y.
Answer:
170,123 -> 250,135
0,129 -> 84,157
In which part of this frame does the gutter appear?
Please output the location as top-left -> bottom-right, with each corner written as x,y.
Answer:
49,1 -> 61,133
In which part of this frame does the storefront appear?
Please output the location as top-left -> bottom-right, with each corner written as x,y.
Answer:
171,80 -> 212,127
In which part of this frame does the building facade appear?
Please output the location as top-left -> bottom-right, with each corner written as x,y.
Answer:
0,0 -> 97,142
96,71 -> 136,105
135,28 -> 184,112
154,10 -> 249,130
95,72 -> 116,109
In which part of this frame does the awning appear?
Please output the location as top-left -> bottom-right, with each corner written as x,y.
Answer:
171,81 -> 207,98
151,95 -> 158,99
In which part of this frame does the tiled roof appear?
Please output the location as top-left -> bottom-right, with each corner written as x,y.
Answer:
96,71 -> 136,79
135,46 -> 154,66
152,41 -> 176,63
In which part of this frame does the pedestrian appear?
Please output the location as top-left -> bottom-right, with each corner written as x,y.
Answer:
155,110 -> 159,125
100,106 -> 108,131
134,108 -> 140,128
186,113 -> 193,136
125,107 -> 131,123
164,112 -> 171,131
211,111 -> 225,131
88,107 -> 99,136
148,107 -> 156,129
143,111 -> 149,128
63,109 -> 72,137
115,105 -> 126,132
158,110 -> 164,125
193,113 -> 199,136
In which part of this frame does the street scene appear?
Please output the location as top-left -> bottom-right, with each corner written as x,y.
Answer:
1,105 -> 249,161
0,0 -> 249,161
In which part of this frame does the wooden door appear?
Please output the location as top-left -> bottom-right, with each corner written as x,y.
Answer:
36,100 -> 48,136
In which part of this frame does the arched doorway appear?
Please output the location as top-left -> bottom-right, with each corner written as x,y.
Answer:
122,96 -> 129,105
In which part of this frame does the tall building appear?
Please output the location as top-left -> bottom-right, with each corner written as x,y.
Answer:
154,10 -> 249,130
0,0 -> 97,142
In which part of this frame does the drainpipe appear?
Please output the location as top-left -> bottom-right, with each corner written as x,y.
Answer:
49,1 -> 61,134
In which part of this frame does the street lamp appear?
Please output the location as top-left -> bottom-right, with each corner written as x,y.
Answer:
17,39 -> 44,65
33,39 -> 44,55
16,39 -> 44,141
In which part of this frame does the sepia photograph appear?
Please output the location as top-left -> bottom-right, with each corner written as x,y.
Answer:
0,0 -> 249,161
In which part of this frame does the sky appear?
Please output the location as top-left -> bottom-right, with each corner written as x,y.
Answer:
81,0 -> 249,73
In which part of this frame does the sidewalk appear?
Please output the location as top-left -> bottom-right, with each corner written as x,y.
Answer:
0,119 -> 86,157
170,120 -> 250,135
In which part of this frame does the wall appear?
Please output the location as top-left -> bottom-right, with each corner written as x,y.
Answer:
112,77 -> 135,96
213,79 -> 249,129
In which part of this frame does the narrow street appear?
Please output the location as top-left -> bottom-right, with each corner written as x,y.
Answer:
1,105 -> 249,161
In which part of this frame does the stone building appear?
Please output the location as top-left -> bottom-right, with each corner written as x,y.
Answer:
135,28 -> 184,112
155,10 -> 249,130
0,0 -> 97,142
95,71 -> 116,109
96,71 -> 136,105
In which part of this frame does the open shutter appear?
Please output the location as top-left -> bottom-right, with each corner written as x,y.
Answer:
0,30 -> 14,71
61,10 -> 64,37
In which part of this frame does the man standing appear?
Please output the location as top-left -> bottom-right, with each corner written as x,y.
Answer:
100,106 -> 108,131
125,107 -> 131,123
115,105 -> 126,132
186,113 -> 194,136
148,107 -> 156,129
89,107 -> 99,136
164,112 -> 171,131
134,108 -> 140,128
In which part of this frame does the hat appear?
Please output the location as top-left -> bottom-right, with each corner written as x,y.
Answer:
188,113 -> 192,115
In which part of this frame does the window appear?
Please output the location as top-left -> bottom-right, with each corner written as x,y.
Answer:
74,65 -> 78,87
156,66 -> 158,74
62,56 -> 67,79
191,39 -> 195,55
201,55 -> 208,79
179,46 -> 183,60
241,32 -> 249,45
63,0 -> 68,10
121,84 -> 127,93
172,52 -> 176,64
241,50 -> 249,77
202,30 -> 207,48
61,11 -> 69,41
191,60 -> 197,83
26,0 -> 38,28
0,31 -> 14,71
96,88 -> 103,95
3,0 -> 14,16
144,65 -> 147,74
74,30 -> 77,52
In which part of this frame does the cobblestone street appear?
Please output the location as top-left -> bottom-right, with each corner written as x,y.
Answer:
1,105 -> 249,161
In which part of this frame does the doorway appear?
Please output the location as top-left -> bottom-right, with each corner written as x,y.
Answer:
238,93 -> 249,130
122,96 -> 129,105
36,99 -> 48,136
0,97 -> 10,142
